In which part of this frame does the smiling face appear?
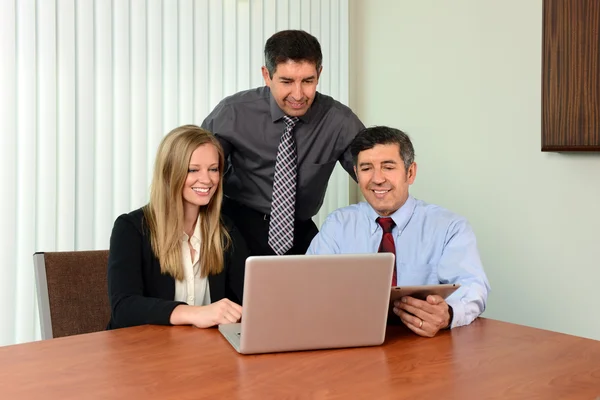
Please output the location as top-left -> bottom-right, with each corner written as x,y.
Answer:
355,143 -> 417,216
182,144 -> 220,212
262,60 -> 322,117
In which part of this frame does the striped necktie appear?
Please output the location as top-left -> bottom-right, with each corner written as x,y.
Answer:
268,116 -> 299,255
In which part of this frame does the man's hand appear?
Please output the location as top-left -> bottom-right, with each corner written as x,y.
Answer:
392,295 -> 451,337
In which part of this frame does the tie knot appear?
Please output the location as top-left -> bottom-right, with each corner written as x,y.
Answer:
283,116 -> 299,129
376,217 -> 395,233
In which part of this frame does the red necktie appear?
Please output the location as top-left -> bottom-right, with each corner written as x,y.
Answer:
377,217 -> 397,286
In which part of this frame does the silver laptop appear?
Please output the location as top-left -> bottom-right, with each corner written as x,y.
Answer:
218,253 -> 395,354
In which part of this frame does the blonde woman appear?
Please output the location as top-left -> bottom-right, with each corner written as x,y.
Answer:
107,125 -> 248,329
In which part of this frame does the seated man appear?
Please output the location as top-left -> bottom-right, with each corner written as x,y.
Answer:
307,126 -> 490,337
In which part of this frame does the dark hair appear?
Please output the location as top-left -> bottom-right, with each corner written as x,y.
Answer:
264,30 -> 322,78
350,126 -> 415,171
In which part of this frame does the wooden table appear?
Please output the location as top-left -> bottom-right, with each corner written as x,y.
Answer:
0,318 -> 599,399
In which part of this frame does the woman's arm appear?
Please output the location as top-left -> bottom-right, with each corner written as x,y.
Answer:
107,214 -> 185,328
169,300 -> 242,328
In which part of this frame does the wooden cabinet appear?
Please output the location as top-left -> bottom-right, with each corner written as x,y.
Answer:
542,0 -> 600,151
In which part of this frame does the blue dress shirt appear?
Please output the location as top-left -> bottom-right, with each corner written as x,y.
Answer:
306,196 -> 490,328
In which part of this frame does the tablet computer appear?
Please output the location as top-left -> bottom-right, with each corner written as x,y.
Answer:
389,283 -> 460,304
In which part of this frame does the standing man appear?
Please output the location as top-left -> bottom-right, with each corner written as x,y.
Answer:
307,126 -> 490,337
202,30 -> 365,256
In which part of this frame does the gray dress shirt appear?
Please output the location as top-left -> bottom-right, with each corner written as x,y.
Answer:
201,86 -> 365,221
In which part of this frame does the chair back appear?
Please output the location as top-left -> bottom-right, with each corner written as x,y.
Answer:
34,250 -> 110,339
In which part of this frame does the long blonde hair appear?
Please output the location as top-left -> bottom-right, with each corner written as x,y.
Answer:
143,125 -> 230,280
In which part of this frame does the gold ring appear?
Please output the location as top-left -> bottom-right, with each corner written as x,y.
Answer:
419,319 -> 423,329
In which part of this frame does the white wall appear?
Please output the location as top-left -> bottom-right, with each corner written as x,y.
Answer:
350,0 -> 600,340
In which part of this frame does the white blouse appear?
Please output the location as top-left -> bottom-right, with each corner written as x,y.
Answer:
174,219 -> 211,306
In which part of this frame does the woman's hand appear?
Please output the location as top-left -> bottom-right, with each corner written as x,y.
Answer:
170,299 -> 242,328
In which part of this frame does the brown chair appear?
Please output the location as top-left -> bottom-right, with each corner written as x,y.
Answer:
33,250 -> 110,339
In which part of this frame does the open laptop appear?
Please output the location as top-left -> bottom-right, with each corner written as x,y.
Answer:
218,253 -> 395,354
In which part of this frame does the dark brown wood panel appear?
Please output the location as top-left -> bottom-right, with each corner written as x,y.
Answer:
542,0 -> 600,151
0,318 -> 599,399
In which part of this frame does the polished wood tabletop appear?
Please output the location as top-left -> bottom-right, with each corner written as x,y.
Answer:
0,318 -> 599,399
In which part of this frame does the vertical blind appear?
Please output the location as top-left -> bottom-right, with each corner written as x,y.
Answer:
0,0 -> 350,346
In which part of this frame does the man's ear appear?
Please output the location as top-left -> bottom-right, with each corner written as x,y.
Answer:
261,66 -> 271,86
407,162 -> 417,184
317,65 -> 323,78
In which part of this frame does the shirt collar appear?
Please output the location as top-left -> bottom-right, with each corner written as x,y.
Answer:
366,195 -> 417,235
181,216 -> 202,245
268,86 -> 317,124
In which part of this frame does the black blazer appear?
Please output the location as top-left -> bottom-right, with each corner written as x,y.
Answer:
106,208 -> 248,329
